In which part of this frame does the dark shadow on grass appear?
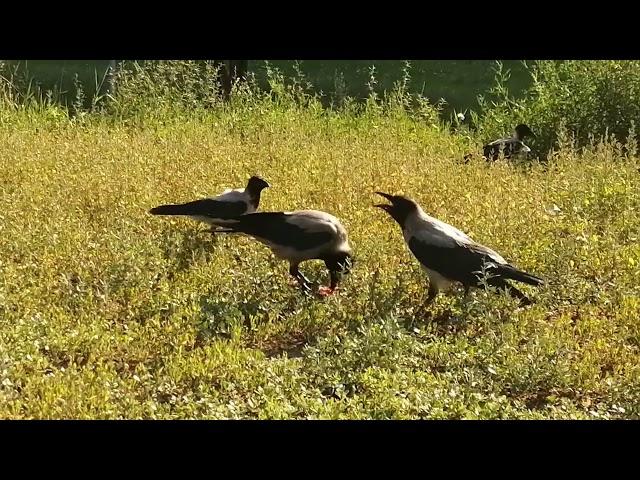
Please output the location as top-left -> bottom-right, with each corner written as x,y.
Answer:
194,289 -> 322,357
501,384 -> 581,411
195,296 -> 257,343
397,288 -> 475,336
252,329 -> 312,359
157,224 -> 221,274
404,307 -> 472,337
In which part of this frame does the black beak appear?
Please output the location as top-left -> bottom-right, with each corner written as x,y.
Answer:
375,191 -> 394,202
374,192 -> 394,211
250,176 -> 270,189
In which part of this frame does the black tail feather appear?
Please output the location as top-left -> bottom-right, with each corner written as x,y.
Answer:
489,278 -> 533,306
496,264 -> 544,287
149,204 -> 195,216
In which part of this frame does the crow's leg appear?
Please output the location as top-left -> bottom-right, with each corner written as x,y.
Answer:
289,263 -> 312,293
425,282 -> 439,305
318,269 -> 340,297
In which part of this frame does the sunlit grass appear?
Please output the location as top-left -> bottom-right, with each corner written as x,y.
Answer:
0,103 -> 639,419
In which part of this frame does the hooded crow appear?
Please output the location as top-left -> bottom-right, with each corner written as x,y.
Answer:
482,124 -> 535,161
149,176 -> 270,230
220,210 -> 354,296
374,192 -> 544,306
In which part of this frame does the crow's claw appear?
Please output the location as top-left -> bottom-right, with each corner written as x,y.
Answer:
299,282 -> 314,295
317,286 -> 335,297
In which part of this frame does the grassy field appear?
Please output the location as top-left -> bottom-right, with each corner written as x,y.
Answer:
0,98 -> 639,419
3,60 -> 532,115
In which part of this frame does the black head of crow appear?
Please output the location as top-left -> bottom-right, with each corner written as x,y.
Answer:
245,176 -> 271,208
514,124 -> 535,141
374,192 -> 418,226
374,191 -> 544,306
149,175 -> 270,230
220,210 -> 354,297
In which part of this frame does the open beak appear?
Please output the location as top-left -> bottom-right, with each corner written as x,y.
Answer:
374,192 -> 394,210
375,191 -> 394,201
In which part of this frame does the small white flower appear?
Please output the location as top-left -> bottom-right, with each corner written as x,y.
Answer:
456,112 -> 466,121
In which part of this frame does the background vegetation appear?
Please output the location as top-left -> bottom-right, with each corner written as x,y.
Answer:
1,60 -> 531,115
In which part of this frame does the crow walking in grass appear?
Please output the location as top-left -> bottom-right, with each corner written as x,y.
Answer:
149,176 -> 270,231
218,210 -> 354,297
374,192 -> 543,306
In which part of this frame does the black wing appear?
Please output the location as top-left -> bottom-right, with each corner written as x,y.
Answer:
149,198 -> 248,219
229,213 -> 334,251
408,237 -> 499,286
483,138 -> 525,160
407,237 -> 543,287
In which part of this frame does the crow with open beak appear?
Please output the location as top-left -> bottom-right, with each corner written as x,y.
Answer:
374,192 -> 544,306
149,176 -> 270,230
220,210 -> 354,297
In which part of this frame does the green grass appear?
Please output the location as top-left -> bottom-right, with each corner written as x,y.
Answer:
3,60 -> 532,115
0,100 -> 638,419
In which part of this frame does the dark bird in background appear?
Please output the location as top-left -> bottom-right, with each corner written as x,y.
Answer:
482,124 -> 535,161
374,192 -> 544,306
149,176 -> 270,230
219,210 -> 354,297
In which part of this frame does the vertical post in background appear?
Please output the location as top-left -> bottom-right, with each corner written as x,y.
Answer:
221,60 -> 249,101
107,60 -> 117,96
